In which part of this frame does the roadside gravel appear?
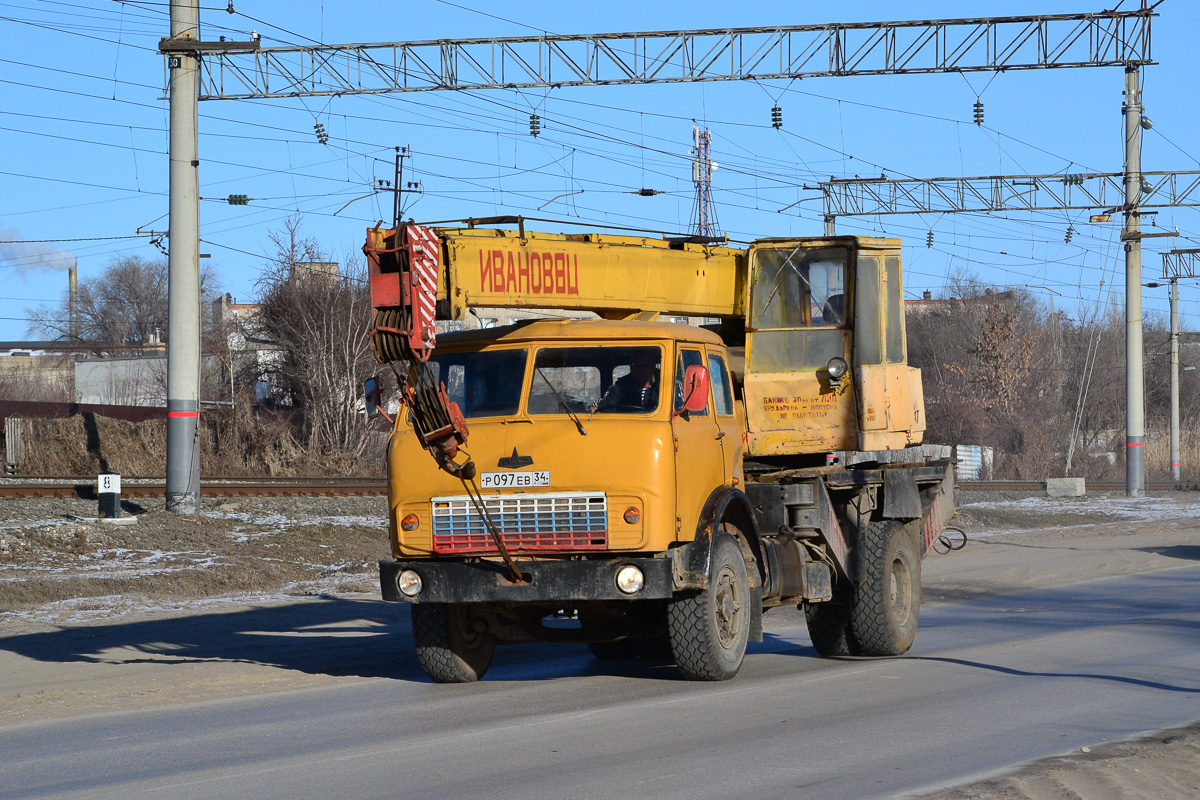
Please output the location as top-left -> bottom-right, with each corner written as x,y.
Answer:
0,495 -> 390,622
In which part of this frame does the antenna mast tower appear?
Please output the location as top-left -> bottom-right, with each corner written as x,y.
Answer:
689,125 -> 719,237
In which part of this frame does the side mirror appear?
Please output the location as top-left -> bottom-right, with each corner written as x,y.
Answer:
364,376 -> 383,419
679,364 -> 710,415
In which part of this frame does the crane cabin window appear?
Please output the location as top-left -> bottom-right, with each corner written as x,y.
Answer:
749,244 -> 849,372
750,244 -> 848,329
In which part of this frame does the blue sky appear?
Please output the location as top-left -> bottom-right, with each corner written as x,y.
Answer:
2,0 -> 1198,342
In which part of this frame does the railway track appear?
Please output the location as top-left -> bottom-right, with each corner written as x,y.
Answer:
3,477 -> 1197,500
959,480 -> 1200,492
0,478 -> 388,499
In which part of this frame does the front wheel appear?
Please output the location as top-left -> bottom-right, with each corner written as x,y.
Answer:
411,603 -> 496,683
668,532 -> 751,680
850,520 -> 920,656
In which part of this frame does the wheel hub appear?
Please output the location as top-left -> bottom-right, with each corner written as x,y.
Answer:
714,566 -> 743,647
888,556 -> 912,627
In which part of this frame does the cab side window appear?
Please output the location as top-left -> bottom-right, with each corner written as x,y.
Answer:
675,348 -> 710,416
708,354 -> 733,416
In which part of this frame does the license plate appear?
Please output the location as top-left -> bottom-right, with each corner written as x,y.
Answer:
479,471 -> 551,489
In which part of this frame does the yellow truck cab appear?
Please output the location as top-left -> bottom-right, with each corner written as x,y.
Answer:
386,319 -> 742,562
381,319 -> 766,681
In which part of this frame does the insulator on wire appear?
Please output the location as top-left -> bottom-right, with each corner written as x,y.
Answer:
226,194 -> 249,206
529,113 -> 541,138
972,99 -> 984,126
313,121 -> 329,145
926,230 -> 934,248
1065,225 -> 1075,244
771,105 -> 783,129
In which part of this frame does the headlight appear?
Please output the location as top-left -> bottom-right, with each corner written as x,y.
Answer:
826,356 -> 849,381
623,506 -> 642,524
397,569 -> 423,597
401,513 -> 419,531
615,564 -> 645,594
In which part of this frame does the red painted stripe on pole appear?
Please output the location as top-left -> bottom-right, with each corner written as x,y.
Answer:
167,411 -> 199,418
1126,442 -> 1146,447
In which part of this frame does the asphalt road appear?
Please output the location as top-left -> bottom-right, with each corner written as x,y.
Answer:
3,564 -> 1199,800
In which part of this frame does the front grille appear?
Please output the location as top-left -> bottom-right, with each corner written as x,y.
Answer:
431,492 -> 608,554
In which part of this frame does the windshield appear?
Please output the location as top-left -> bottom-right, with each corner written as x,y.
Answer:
750,244 -> 848,329
426,349 -> 528,418
529,346 -> 663,415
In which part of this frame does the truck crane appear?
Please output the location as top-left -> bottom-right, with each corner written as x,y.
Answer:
362,217 -> 955,682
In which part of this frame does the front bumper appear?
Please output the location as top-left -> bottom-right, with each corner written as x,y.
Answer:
379,556 -> 674,604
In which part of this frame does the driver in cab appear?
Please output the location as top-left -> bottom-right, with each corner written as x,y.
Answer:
593,352 -> 660,412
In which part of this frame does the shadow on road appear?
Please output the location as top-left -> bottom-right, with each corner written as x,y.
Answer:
1135,544 -> 1200,562
0,599 -> 785,684
0,598 -> 431,681
907,654 -> 1200,694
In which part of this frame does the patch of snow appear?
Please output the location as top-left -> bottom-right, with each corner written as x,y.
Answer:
0,518 -> 81,532
0,568 -> 379,625
960,494 -> 1200,538
203,511 -> 386,542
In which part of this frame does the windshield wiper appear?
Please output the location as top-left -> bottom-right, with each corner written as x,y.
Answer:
535,368 -> 587,436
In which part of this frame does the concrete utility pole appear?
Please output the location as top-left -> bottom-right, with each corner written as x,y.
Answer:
1123,65 -> 1146,497
1169,278 -> 1180,482
1163,249 -> 1200,482
166,0 -> 202,513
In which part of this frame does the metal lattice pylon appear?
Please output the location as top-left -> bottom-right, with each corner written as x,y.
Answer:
689,125 -> 719,238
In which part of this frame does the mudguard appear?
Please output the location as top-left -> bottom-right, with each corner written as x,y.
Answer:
672,486 -> 765,590
670,486 -> 765,642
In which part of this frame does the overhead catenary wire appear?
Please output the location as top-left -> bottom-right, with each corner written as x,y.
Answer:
3,2 -> 1192,319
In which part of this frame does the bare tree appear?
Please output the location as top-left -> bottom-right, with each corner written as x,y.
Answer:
251,217 -> 380,460
26,255 -> 220,350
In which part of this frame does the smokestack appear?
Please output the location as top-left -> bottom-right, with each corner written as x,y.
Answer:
69,261 -> 79,340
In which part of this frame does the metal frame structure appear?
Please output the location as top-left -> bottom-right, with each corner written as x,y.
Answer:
191,11 -> 1153,100
821,170 -> 1200,218
1163,248 -> 1200,280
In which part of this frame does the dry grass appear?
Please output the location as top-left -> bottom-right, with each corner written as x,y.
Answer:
0,506 -> 387,613
1144,422 -> 1200,481
11,407 -> 387,478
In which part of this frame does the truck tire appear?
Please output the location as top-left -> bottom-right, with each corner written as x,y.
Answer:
411,603 -> 496,683
850,520 -> 920,656
668,531 -> 751,680
803,586 -> 860,657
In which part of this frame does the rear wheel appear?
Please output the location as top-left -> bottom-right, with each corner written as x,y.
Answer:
803,584 -> 859,657
850,520 -> 920,656
411,603 -> 496,683
668,531 -> 751,680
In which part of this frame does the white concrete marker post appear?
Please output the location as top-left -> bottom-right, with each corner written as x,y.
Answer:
98,472 -> 121,519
